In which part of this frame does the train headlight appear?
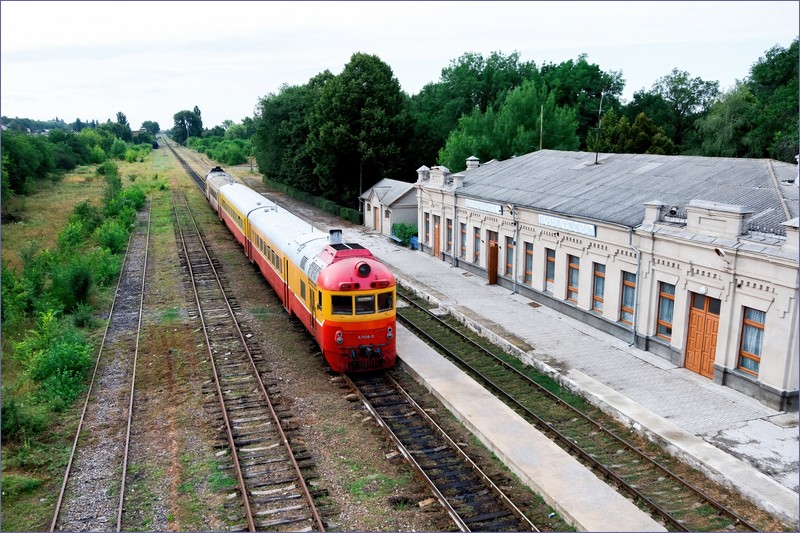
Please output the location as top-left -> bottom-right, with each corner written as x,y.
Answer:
387,326 -> 393,340
335,330 -> 343,344
356,261 -> 371,277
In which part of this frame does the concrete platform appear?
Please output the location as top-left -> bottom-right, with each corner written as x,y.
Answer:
396,323 -> 667,532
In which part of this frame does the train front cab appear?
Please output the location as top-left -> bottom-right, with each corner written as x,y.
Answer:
314,284 -> 396,373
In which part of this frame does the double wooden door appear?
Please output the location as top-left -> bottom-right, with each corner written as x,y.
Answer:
685,293 -> 721,379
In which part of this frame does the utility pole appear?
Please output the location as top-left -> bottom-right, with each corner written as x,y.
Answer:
539,104 -> 543,151
594,91 -> 605,165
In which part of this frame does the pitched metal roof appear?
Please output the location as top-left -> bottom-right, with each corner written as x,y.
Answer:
360,178 -> 416,206
458,150 -> 798,231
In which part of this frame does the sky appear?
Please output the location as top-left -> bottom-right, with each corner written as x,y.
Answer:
1,1 -> 798,131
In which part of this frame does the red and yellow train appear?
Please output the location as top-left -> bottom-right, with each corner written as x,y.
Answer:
204,167 -> 396,372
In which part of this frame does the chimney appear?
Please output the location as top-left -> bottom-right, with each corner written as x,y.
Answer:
416,165 -> 430,182
453,173 -> 465,188
430,165 -> 450,185
466,155 -> 480,170
329,229 -> 343,245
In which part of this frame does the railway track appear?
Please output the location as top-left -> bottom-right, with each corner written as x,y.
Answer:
162,136 -> 206,190
51,205 -> 151,532
344,372 -> 538,532
172,191 -> 326,532
396,290 -> 766,532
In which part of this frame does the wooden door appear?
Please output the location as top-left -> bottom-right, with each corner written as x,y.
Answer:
685,293 -> 720,379
373,207 -> 380,232
433,223 -> 441,258
487,241 -> 499,285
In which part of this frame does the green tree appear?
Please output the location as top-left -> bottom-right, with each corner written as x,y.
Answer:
693,83 -> 759,158
493,80 -> 579,157
141,120 -> 160,136
744,39 -> 798,162
172,110 -> 202,145
651,68 -> 719,149
538,54 -> 624,149
253,73 -> 331,193
588,109 -> 676,155
409,51 -> 537,166
305,53 -> 412,205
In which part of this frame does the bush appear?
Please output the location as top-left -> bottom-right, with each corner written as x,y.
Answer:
93,219 -> 128,254
50,255 -> 94,312
119,185 -> 146,210
57,220 -> 85,250
391,223 -> 418,245
88,145 -> 107,164
27,326 -> 93,383
0,394 -> 47,442
87,247 -> 122,286
72,302 -> 96,328
70,201 -> 105,235
96,160 -> 118,177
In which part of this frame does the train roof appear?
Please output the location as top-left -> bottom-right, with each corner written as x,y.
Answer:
218,183 -> 386,286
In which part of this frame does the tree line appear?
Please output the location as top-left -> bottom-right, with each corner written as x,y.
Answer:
1,113 -> 160,204
231,41 -> 797,209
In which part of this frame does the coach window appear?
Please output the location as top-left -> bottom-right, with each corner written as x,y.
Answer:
332,295 -> 352,315
317,291 -> 323,310
300,280 -> 306,301
377,291 -> 393,312
355,295 -> 376,315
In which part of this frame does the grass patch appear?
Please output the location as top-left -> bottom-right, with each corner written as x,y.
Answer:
346,472 -> 409,500
161,307 -> 180,322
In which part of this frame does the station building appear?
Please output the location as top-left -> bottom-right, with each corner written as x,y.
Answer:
415,150 -> 799,411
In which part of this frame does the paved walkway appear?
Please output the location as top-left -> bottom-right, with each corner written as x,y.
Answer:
344,228 -> 799,527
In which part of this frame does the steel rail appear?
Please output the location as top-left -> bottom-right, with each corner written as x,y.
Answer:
176,191 -> 325,531
344,373 -> 538,532
397,292 -> 760,532
173,193 -> 257,532
50,210 -> 149,532
116,200 -> 152,531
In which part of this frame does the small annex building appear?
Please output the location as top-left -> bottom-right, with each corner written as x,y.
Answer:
360,178 -> 417,237
415,150 -> 799,411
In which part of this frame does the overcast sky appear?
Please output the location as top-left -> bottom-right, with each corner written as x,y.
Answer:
1,1 -> 798,131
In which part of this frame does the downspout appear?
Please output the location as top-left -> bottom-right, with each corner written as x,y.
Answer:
628,225 -> 642,347
511,204 -> 519,294
452,190 -> 458,267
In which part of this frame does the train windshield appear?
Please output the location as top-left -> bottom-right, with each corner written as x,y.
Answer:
377,291 -> 393,312
332,295 -> 352,315
355,295 -> 375,315
331,291 -> 393,315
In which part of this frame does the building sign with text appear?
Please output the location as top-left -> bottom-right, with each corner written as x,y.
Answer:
539,214 -> 596,237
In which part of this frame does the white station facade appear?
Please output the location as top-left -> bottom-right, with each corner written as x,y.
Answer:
414,150 -> 799,411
